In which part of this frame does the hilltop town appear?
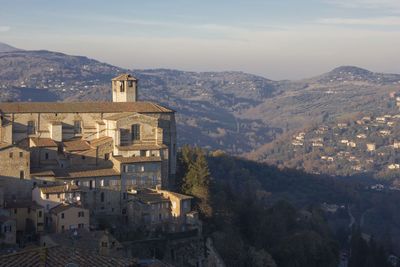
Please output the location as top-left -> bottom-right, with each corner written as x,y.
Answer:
262,91 -> 400,181
0,74 -> 212,266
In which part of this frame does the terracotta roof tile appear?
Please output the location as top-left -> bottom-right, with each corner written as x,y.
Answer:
53,167 -> 120,179
89,136 -> 113,147
117,144 -> 167,151
63,139 -> 91,152
30,137 -> 58,147
112,156 -> 161,164
50,203 -> 84,214
0,246 -> 138,267
39,184 -> 80,194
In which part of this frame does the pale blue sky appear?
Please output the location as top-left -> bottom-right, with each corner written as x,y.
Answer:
1,0 -> 400,79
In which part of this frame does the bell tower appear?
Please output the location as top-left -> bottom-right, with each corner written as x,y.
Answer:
112,74 -> 138,102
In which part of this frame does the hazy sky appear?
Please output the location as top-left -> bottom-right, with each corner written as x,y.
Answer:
1,0 -> 400,80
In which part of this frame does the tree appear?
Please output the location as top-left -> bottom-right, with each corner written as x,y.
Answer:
181,146 -> 213,218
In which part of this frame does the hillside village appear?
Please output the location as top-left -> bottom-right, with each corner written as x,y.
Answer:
263,91 -> 400,180
0,74 -> 215,267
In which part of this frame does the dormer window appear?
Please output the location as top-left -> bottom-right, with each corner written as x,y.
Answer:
27,120 -> 36,135
74,120 -> 82,134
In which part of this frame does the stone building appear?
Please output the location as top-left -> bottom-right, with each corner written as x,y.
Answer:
4,200 -> 44,234
49,203 -> 89,233
0,74 -> 176,190
0,74 -> 177,218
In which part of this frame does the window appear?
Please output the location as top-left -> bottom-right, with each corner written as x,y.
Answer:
100,192 -> 105,202
14,209 -> 17,214
128,80 -> 133,87
131,124 -> 140,141
78,211 -> 84,217
57,193 -> 60,198
78,223 -> 84,229
81,155 -> 85,160
61,225 -> 64,231
27,208 -> 31,214
100,179 -> 104,187
27,120 -> 36,135
19,171 -> 24,179
19,152 -> 23,158
45,153 -> 49,160
9,152 -> 13,158
38,211 -> 42,218
74,120 -> 82,134
61,213 -> 65,219
119,82 -> 125,92
104,153 -> 110,160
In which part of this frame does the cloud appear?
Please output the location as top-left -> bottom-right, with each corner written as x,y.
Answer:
326,0 -> 400,10
317,16 -> 400,26
0,26 -> 10,32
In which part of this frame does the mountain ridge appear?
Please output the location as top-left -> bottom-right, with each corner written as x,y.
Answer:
0,43 -> 398,156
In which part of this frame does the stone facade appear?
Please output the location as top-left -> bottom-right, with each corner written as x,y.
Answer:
0,74 -> 176,191
0,145 -> 30,179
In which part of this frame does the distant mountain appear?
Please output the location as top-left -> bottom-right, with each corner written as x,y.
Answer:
0,42 -> 21,53
314,65 -> 400,85
0,43 -> 399,156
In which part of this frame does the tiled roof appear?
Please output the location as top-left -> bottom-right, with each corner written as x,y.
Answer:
117,144 -> 167,151
39,184 -> 79,194
63,139 -> 91,152
112,73 -> 137,81
30,169 -> 55,177
30,137 -> 58,147
50,203 -> 85,214
0,101 -> 173,113
0,246 -> 138,267
129,188 -> 169,204
89,136 -> 113,147
54,167 -> 120,179
112,156 -> 161,164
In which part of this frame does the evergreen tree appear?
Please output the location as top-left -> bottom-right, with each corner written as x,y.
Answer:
181,147 -> 213,218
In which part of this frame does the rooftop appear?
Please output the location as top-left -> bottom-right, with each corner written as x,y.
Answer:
54,167 -> 120,179
89,136 -> 113,147
112,156 -> 161,164
50,203 -> 85,214
116,144 -> 167,151
39,184 -> 80,194
0,245 -> 138,267
129,188 -> 169,204
30,137 -> 58,147
63,139 -> 91,152
0,101 -> 173,113
112,73 -> 137,81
